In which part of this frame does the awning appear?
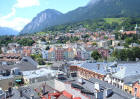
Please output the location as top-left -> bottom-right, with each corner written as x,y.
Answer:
15,79 -> 21,82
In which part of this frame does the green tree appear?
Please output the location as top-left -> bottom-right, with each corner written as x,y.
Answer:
112,49 -> 126,61
92,42 -> 97,46
31,54 -> 42,60
132,47 -> 140,59
119,49 -> 127,61
104,36 -> 108,39
123,43 -> 129,48
112,49 -> 121,60
41,38 -> 46,42
91,50 -> 101,61
114,32 -> 121,40
125,37 -> 133,44
17,38 -> 35,46
112,48 -> 140,61
125,49 -> 135,61
0,36 -> 14,46
37,58 -> 46,65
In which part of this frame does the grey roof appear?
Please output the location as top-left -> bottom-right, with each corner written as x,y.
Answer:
19,87 -> 40,99
10,89 -> 26,99
0,75 -> 14,81
87,78 -> 133,99
22,68 -> 56,79
62,77 -> 133,99
10,81 -> 56,99
21,56 -> 38,66
71,62 -> 118,75
72,62 -> 140,78
123,74 -> 140,85
16,82 -> 57,99
10,87 -> 40,99
0,61 -> 37,71
113,62 -> 140,79
51,61 -> 65,67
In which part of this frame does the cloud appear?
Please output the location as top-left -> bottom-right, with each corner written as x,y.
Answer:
2,0 -> 40,20
1,8 -> 16,20
0,0 -> 40,31
0,17 -> 31,31
14,0 -> 40,8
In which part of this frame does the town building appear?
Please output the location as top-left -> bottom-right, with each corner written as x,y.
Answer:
120,24 -> 140,35
42,50 -> 48,59
67,47 -> 75,60
112,40 -> 121,47
97,40 -> 109,48
0,53 -> 22,65
22,68 -> 57,84
98,48 -> 109,58
104,62 -> 140,92
55,47 -> 65,61
132,81 -> 140,98
69,62 -> 119,80
23,46 -> 32,56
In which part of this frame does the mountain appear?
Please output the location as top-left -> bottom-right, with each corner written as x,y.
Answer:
62,0 -> 140,23
20,0 -> 140,34
0,27 -> 18,36
20,9 -> 63,34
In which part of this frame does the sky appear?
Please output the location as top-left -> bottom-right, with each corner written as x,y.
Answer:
0,0 -> 90,31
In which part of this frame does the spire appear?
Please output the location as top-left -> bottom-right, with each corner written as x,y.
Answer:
136,24 -> 138,28
135,24 -> 138,30
120,26 -> 124,33
122,26 -> 124,31
135,24 -> 140,35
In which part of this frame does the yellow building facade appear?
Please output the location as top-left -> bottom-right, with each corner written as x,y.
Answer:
123,84 -> 133,95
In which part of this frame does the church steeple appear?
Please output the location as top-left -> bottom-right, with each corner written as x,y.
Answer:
135,24 -> 138,31
135,24 -> 139,34
122,26 -> 124,31
120,26 -> 124,33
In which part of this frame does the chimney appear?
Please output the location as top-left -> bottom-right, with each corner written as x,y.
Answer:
95,91 -> 103,99
97,64 -> 100,70
77,78 -> 85,84
104,88 -> 113,98
8,87 -> 12,97
20,90 -> 23,97
94,82 -> 100,91
30,94 -> 34,99
42,84 -> 46,94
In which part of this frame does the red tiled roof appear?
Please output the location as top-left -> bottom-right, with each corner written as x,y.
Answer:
62,91 -> 73,99
73,97 -> 81,99
123,31 -> 136,35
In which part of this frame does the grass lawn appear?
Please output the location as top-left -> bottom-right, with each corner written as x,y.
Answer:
104,18 -> 123,24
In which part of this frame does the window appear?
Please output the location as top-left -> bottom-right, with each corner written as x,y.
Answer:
71,73 -> 77,77
135,88 -> 137,92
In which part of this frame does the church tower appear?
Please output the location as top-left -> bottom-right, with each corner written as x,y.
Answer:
135,24 -> 140,39
135,24 -> 139,34
120,26 -> 124,33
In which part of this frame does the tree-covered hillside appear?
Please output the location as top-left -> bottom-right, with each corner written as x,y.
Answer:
40,17 -> 140,34
20,0 -> 140,34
